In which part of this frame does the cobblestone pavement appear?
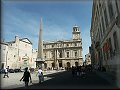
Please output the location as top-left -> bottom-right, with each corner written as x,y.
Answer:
0,70 -> 65,89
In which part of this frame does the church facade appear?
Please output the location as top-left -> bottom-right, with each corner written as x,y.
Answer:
0,36 -> 35,69
43,26 -> 83,70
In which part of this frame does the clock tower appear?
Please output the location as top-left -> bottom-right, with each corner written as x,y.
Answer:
72,25 -> 81,40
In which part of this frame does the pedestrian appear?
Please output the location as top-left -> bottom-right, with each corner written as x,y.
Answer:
81,66 -> 86,78
71,66 -> 75,77
20,67 -> 32,87
76,66 -> 80,77
29,67 -> 33,74
36,67 -> 44,84
3,68 -> 9,78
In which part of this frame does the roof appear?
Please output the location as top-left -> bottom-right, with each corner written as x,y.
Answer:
6,37 -> 32,45
19,38 -> 32,44
0,42 -> 8,45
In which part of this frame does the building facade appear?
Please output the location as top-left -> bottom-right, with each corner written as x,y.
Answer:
90,0 -> 120,72
0,26 -> 83,70
43,26 -> 83,70
85,53 -> 91,65
0,42 -> 8,69
0,36 -> 35,69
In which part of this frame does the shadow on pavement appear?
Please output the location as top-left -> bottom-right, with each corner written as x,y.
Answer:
12,71 -> 119,89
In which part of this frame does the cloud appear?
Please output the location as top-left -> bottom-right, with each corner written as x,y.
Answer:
2,7 -> 40,44
2,1 -> 92,62
2,6 -> 71,49
43,24 -> 69,40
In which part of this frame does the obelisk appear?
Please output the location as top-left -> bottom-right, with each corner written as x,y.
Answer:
36,17 -> 44,69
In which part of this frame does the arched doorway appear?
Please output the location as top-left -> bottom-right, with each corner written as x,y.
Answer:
52,62 -> 55,69
58,60 -> 62,68
59,63 -> 62,67
66,62 -> 71,70
75,62 -> 78,67
44,63 -> 47,69
66,62 -> 71,67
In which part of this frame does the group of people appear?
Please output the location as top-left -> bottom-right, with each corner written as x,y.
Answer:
3,66 -> 44,87
71,65 -> 93,78
20,67 -> 44,87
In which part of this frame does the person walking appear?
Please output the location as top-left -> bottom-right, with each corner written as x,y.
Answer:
71,66 -> 75,77
36,67 -> 44,84
20,67 -> 32,87
3,68 -> 9,78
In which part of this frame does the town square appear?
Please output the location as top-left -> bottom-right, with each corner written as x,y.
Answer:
0,0 -> 120,89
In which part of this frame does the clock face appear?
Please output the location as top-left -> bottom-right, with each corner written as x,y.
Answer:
73,34 -> 79,39
75,34 -> 78,39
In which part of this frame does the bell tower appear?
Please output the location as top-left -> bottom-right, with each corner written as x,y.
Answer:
72,25 -> 81,40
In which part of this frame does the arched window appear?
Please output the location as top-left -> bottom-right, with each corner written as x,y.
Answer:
74,43 -> 77,46
51,51 -> 54,58
108,0 -> 114,20
75,51 -> 77,57
66,44 -> 69,47
52,62 -> 55,68
67,52 -> 69,58
59,51 -> 62,58
113,32 -> 119,51
44,63 -> 47,69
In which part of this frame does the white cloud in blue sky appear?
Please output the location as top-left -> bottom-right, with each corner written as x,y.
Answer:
2,0 -> 92,61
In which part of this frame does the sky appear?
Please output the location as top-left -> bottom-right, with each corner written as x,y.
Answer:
1,0 -> 93,61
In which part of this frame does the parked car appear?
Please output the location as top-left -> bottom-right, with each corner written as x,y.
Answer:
14,69 -> 21,73
8,69 -> 14,73
0,69 -> 5,74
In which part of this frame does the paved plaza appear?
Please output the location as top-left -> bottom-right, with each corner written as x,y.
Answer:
14,71 -> 119,89
0,70 -> 65,89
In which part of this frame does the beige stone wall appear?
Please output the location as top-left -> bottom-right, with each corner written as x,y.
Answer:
4,37 -> 33,69
0,43 -> 8,69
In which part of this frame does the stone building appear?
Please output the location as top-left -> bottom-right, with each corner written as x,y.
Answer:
43,26 -> 83,70
0,42 -> 8,69
0,36 -> 35,69
90,0 -> 120,72
85,53 -> 91,65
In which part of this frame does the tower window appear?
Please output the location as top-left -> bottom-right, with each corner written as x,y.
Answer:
74,43 -> 77,46
67,44 -> 69,47
52,45 -> 54,48
74,28 -> 75,32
